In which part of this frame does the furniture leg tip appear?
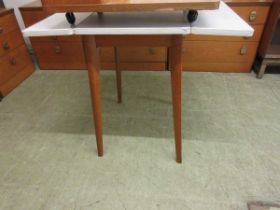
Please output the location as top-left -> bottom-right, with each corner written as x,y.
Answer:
176,159 -> 182,164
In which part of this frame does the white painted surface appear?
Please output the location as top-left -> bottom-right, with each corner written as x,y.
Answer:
22,1 -> 253,37
23,13 -> 91,37
191,1 -> 254,37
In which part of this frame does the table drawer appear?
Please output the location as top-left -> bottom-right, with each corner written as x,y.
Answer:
231,6 -> 270,25
0,13 -> 18,36
119,47 -> 167,62
32,42 -> 86,70
182,41 -> 258,64
0,45 -> 31,85
184,24 -> 264,42
0,28 -> 25,57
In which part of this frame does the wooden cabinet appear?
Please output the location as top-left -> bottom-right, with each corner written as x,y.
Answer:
0,9 -> 34,99
20,0 -> 273,73
183,0 -> 272,72
20,1 -> 166,71
31,40 -> 86,70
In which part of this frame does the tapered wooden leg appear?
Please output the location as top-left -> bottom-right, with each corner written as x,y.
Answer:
114,47 -> 122,103
169,35 -> 183,163
82,36 -> 103,157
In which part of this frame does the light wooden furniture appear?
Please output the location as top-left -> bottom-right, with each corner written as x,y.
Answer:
20,0 -> 272,73
41,0 -> 220,12
20,1 -> 168,71
184,0 -> 272,72
20,0 -> 272,72
255,1 -> 280,78
0,9 -> 34,101
23,2 -> 253,162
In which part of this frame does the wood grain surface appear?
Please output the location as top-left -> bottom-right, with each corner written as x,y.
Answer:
41,0 -> 220,12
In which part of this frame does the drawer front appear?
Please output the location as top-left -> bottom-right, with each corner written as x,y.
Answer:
184,25 -> 264,42
0,45 -> 31,85
183,41 -> 258,64
231,6 -> 270,24
0,28 -> 25,57
0,13 -> 18,36
33,42 -> 86,70
119,47 -> 167,62
184,62 -> 254,73
0,64 -> 34,96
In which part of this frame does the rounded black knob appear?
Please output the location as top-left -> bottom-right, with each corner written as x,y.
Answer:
188,10 -> 198,23
66,12 -> 76,26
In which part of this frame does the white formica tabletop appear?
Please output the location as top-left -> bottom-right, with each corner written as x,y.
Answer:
22,1 -> 253,37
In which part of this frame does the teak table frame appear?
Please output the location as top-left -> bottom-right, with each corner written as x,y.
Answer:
22,1 -> 255,163
83,35 -> 183,163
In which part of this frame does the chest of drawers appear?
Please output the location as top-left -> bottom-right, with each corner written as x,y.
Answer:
0,9 -> 34,100
183,0 -> 272,72
20,0 -> 273,73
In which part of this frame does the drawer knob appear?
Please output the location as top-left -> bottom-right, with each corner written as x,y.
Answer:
240,46 -> 248,55
9,57 -> 17,65
249,11 -> 257,22
2,42 -> 10,50
55,46 -> 61,54
149,48 -> 156,55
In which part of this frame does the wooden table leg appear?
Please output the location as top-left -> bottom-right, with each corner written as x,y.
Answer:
83,36 -> 103,157
114,47 -> 122,103
169,35 -> 183,163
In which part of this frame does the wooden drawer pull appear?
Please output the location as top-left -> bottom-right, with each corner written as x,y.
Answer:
9,57 -> 17,65
2,41 -> 10,50
55,46 -> 62,54
149,48 -> 156,55
240,46 -> 247,55
249,11 -> 257,22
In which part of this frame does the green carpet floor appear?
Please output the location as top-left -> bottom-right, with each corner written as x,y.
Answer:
0,70 -> 279,210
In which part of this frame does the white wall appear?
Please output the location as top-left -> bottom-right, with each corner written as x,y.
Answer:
3,0 -> 36,47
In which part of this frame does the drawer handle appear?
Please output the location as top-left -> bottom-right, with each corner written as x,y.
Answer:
249,11 -> 257,22
149,48 -> 156,55
55,46 -> 61,54
0,27 -> 3,34
2,42 -> 10,50
240,46 -> 248,55
9,57 -> 17,66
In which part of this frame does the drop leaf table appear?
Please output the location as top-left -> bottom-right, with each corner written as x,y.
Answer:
23,1 -> 253,163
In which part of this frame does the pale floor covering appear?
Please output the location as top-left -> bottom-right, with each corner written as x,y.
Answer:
0,70 -> 280,210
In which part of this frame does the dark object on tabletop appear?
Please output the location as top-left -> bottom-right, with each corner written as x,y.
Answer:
254,1 -> 280,78
65,12 -> 76,26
